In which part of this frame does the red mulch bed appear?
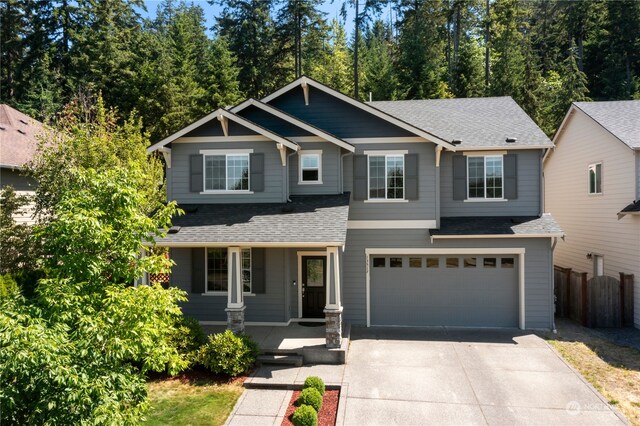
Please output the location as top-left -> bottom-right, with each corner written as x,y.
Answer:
282,389 -> 340,426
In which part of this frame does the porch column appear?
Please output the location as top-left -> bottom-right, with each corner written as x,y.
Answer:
225,247 -> 245,334
324,246 -> 343,349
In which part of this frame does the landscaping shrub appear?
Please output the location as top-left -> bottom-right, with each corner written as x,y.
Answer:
199,330 -> 259,376
292,404 -> 318,426
297,387 -> 323,412
169,315 -> 207,368
303,376 -> 325,396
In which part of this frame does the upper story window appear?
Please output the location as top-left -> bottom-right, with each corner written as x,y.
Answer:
299,151 -> 322,184
201,150 -> 252,192
588,163 -> 602,195
468,155 -> 503,199
207,248 -> 251,293
368,154 -> 404,200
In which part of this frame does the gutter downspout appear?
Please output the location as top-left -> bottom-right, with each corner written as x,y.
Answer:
551,236 -> 558,333
340,151 -> 353,194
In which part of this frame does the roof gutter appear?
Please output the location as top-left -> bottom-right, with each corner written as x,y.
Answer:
430,233 -> 565,244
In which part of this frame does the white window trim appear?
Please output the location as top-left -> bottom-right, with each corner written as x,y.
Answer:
204,247 -> 253,295
467,155 -> 505,200
200,149 -> 253,193
587,162 -> 603,195
298,150 -> 323,184
367,152 -> 406,201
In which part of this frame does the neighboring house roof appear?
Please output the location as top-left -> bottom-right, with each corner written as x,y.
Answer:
430,214 -> 563,239
618,200 -> 640,218
147,108 -> 300,153
153,194 -> 350,246
0,104 -> 45,168
230,98 -> 355,152
573,101 -> 640,150
371,97 -> 553,150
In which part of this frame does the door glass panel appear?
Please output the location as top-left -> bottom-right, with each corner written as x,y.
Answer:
306,259 -> 324,287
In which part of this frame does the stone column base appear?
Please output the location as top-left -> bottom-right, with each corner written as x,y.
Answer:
225,306 -> 246,334
324,307 -> 343,349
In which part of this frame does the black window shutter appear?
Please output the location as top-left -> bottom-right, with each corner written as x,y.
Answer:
251,248 -> 266,294
504,154 -> 518,199
250,153 -> 265,192
405,153 -> 418,200
353,155 -> 368,200
452,155 -> 467,200
190,154 -> 204,192
191,248 -> 206,293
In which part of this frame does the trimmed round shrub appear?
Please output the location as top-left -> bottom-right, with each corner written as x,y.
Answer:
169,316 -> 207,368
303,376 -> 325,396
297,387 -> 322,412
199,330 -> 259,376
292,404 -> 318,426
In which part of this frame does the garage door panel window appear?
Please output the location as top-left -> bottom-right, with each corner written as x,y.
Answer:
369,154 -> 404,200
484,257 -> 497,268
427,258 -> 439,268
390,257 -> 403,268
501,257 -> 514,268
464,257 -> 477,268
446,258 -> 459,268
373,257 -> 386,267
468,155 -> 503,199
409,257 -> 422,268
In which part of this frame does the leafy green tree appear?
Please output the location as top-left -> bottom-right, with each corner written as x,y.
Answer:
309,19 -> 354,95
0,187 -> 35,275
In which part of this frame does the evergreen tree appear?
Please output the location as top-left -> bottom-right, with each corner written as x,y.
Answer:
1,0 -> 27,102
309,19 -> 353,95
450,35 -> 485,98
360,21 -> 401,101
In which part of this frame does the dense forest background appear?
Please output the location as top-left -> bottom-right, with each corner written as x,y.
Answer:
1,0 -> 639,141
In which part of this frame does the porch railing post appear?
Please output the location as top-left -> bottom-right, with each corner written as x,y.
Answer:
226,247 -> 245,334
324,246 -> 343,349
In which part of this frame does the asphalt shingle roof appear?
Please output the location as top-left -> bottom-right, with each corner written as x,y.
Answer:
620,200 -> 640,213
431,214 -> 563,237
0,104 -> 46,168
370,97 -> 553,148
156,194 -> 350,245
573,101 -> 640,149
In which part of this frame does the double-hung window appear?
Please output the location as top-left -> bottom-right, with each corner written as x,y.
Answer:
203,151 -> 250,192
468,155 -> 503,199
368,154 -> 404,200
588,163 -> 602,194
206,248 -> 251,293
299,151 -> 322,183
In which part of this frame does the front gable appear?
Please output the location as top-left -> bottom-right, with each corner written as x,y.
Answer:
184,118 -> 259,138
235,104 -> 314,138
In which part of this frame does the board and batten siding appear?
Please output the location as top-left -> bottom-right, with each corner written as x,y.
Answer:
342,229 -> 554,329
347,142 -> 437,221
545,108 -> 640,328
289,142 -> 341,195
439,149 -> 542,216
169,141 -> 286,204
169,247 -> 289,323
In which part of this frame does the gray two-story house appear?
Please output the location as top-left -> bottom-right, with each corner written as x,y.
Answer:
147,77 -> 562,347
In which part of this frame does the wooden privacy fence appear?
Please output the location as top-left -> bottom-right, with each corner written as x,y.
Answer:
554,266 -> 635,327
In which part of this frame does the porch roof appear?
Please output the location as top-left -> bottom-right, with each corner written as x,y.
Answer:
155,193 -> 350,246
430,214 -> 564,238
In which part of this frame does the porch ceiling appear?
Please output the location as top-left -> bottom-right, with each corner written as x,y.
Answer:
155,193 -> 350,246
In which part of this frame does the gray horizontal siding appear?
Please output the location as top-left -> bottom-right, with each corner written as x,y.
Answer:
440,150 -> 542,216
169,247 -> 288,323
342,230 -> 553,329
342,154 -> 353,193
269,86 -> 415,138
237,105 -> 313,137
170,141 -> 286,204
184,118 -> 258,137
289,142 -> 340,195
347,142 -> 437,221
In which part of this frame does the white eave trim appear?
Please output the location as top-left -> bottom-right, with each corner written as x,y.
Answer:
147,108 -> 299,153
261,76 -> 457,151
462,145 -> 553,151
147,241 -> 345,248
231,99 -> 356,152
348,220 -> 437,229
430,233 -> 564,241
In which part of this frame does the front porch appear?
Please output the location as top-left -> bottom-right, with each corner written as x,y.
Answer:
202,322 -> 350,365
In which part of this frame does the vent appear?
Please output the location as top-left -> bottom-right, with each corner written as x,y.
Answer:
19,119 -> 28,125
167,226 -> 181,234
506,137 -> 517,143
451,139 -> 462,145
17,129 -> 26,135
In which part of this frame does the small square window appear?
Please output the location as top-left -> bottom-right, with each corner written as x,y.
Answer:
390,257 -> 403,268
373,257 -> 386,268
427,258 -> 439,268
501,257 -> 514,268
483,257 -> 497,268
409,257 -> 422,268
446,258 -> 459,268
300,153 -> 321,183
464,257 -> 477,268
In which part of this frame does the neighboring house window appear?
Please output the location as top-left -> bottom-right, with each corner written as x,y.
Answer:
206,248 -> 251,293
468,155 -> 503,199
299,151 -> 322,183
588,163 -> 602,194
368,154 -> 404,199
204,154 -> 249,191
593,254 -> 604,276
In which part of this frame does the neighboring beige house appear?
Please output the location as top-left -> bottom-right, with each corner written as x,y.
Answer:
545,100 -> 640,329
0,104 -> 43,224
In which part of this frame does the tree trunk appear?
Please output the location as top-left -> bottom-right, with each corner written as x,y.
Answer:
485,0 -> 490,91
354,0 -> 359,99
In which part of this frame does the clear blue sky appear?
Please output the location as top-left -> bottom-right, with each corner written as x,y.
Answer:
139,1 -> 385,35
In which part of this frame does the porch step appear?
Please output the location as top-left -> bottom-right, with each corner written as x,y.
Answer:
256,354 -> 304,367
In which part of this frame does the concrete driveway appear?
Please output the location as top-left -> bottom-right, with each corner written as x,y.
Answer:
342,327 -> 626,425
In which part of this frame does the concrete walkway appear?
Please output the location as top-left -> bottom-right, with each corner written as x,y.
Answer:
227,327 -> 628,425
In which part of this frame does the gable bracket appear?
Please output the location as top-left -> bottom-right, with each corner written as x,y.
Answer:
217,113 -> 229,137
159,147 -> 171,168
276,143 -> 287,166
301,78 -> 309,106
435,146 -> 443,168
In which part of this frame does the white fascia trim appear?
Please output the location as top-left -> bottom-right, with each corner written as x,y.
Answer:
345,137 -> 427,144
365,248 -> 526,255
348,220 -> 437,229
149,241 -> 345,248
363,150 -> 409,155
200,148 -> 254,155
261,77 -> 456,151
460,145 -> 552,151
231,99 -> 356,152
175,136 -> 270,143
147,109 -> 299,153
463,150 -> 507,156
430,234 -> 563,240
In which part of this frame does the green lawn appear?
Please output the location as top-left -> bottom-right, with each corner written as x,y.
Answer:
144,373 -> 244,426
